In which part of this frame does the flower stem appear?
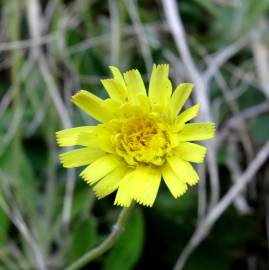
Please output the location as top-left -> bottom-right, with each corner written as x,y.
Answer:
65,203 -> 134,270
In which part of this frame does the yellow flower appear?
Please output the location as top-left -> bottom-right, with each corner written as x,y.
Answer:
56,65 -> 215,207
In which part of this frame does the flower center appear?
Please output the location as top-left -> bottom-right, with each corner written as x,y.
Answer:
113,115 -> 173,166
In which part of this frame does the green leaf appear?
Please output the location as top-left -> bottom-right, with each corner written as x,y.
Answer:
0,144 -> 40,231
233,0 -> 269,37
0,207 -> 9,245
71,184 -> 94,218
194,0 -> 231,22
155,189 -> 197,220
68,217 -> 98,262
185,251 -> 230,270
102,208 -> 144,270
0,144 -> 37,203
248,114 -> 269,144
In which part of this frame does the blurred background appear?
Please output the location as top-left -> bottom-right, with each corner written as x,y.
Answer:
1,0 -> 269,269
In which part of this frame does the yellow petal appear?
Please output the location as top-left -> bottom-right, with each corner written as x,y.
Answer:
109,66 -> 126,87
137,95 -> 151,112
71,90 -> 110,122
148,64 -> 172,107
73,130 -> 96,147
114,171 -> 135,207
124,69 -> 146,103
167,156 -> 199,185
131,166 -> 161,207
76,126 -> 114,152
61,128 -> 99,147
175,103 -> 200,130
161,162 -> 187,198
170,83 -> 194,116
80,155 -> 121,185
161,79 -> 172,108
174,142 -> 207,163
93,165 -> 128,199
60,148 -> 105,168
56,126 -> 94,147
102,98 -> 121,118
101,79 -> 128,103
178,123 -> 215,141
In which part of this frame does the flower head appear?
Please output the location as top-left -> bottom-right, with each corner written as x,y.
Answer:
56,65 -> 215,207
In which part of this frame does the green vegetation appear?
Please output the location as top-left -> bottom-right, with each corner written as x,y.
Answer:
0,0 -> 269,269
